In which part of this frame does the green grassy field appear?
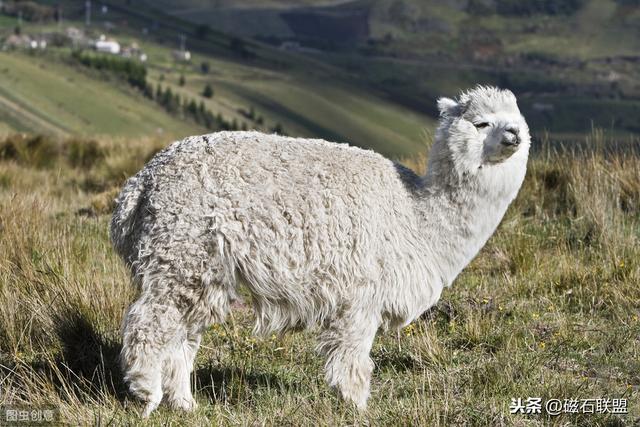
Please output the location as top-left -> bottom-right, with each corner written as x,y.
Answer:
0,52 -> 199,139
0,27 -> 434,157
138,42 -> 435,156
0,132 -> 638,425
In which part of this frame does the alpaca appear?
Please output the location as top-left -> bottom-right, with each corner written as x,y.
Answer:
110,86 -> 530,416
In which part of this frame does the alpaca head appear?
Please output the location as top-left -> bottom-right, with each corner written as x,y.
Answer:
430,86 -> 530,177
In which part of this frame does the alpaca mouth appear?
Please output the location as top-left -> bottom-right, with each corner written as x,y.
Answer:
501,128 -> 520,147
501,138 -> 520,147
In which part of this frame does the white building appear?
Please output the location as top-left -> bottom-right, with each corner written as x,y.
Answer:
94,34 -> 120,54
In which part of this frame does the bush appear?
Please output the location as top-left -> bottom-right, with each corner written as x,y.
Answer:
0,135 -> 111,171
67,139 -> 105,169
202,84 -> 214,98
0,134 -> 59,169
194,24 -> 211,40
271,122 -> 285,134
229,37 -> 254,59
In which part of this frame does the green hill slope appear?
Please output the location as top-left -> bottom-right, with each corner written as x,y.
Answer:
0,20 -> 434,157
0,52 -> 201,138
152,49 -> 431,156
147,0 -> 640,137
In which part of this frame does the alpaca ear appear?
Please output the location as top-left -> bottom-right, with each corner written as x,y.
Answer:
437,97 -> 460,117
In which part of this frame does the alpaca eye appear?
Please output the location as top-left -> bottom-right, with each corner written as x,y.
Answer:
474,122 -> 490,129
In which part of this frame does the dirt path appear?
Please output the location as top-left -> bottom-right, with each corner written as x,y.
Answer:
0,93 -> 67,136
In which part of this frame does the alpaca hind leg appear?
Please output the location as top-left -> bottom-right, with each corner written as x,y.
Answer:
162,285 -> 233,410
318,310 -> 380,410
162,330 -> 202,410
120,291 -> 185,417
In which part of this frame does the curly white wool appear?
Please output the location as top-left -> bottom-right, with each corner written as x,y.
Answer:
110,86 -> 530,416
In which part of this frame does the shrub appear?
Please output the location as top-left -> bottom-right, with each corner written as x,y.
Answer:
202,84 -> 214,98
0,134 -> 59,168
0,172 -> 10,188
194,24 -> 211,40
67,139 -> 105,169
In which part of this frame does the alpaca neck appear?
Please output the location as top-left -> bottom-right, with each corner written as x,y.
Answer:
416,152 -> 526,288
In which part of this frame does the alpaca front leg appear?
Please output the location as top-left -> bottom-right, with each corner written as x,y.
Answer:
318,312 -> 380,410
125,356 -> 162,418
163,332 -> 202,411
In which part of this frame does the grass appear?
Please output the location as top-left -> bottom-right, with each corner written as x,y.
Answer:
0,129 -> 638,425
0,51 -> 199,139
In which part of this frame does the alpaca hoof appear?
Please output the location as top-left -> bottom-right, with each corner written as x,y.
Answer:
343,390 -> 369,412
337,379 -> 370,411
141,399 -> 161,418
169,395 -> 197,412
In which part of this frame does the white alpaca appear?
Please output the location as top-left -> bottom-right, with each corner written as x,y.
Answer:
110,86 -> 530,416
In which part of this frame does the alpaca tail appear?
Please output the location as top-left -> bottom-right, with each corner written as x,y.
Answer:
109,174 -> 147,265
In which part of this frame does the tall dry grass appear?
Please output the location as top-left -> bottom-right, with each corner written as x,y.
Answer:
0,131 -> 638,425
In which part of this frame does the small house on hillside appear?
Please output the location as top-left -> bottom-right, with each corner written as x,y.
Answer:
172,49 -> 191,62
3,34 -> 47,50
122,42 -> 147,62
94,34 -> 120,54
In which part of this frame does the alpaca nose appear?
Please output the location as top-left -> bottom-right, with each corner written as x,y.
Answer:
501,126 -> 520,146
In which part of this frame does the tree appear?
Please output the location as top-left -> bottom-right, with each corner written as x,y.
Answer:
143,82 -> 154,99
186,99 -> 198,116
202,84 -> 214,98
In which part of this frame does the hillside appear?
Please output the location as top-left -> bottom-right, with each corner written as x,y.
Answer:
149,0 -> 640,138
1,2 -> 639,425
146,0 -> 640,61
4,0 -> 639,143
0,4 -> 434,157
0,52 -> 199,138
